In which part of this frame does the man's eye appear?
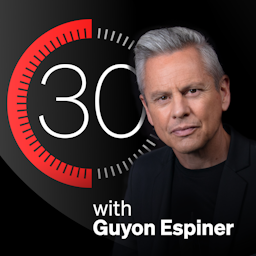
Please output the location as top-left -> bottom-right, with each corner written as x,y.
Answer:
159,96 -> 168,100
189,89 -> 197,93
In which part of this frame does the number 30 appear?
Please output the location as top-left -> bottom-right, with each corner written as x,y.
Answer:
39,64 -> 146,139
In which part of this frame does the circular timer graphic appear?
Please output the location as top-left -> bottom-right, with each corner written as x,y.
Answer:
7,19 -> 164,188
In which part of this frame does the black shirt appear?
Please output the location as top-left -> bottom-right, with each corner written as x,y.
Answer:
169,157 -> 225,255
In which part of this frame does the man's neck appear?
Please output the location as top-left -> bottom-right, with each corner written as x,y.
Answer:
173,125 -> 231,170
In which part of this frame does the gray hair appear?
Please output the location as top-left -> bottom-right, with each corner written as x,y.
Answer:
134,27 -> 224,97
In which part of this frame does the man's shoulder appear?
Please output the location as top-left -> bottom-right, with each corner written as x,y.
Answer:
131,145 -> 172,176
226,125 -> 256,174
135,145 -> 170,163
127,146 -> 173,203
249,137 -> 256,148
229,125 -> 256,153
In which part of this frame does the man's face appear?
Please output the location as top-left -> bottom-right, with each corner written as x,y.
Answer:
140,46 -> 230,155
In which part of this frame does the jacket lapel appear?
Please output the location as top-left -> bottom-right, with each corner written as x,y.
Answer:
151,147 -> 174,221
209,126 -> 250,255
150,147 -> 175,255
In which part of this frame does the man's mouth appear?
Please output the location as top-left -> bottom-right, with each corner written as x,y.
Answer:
171,126 -> 198,137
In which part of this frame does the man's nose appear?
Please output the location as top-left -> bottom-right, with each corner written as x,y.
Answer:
171,93 -> 190,119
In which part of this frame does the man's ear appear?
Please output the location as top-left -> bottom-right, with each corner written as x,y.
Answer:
139,94 -> 154,126
219,75 -> 231,112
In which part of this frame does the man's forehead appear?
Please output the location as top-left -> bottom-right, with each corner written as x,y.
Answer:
144,50 -> 209,90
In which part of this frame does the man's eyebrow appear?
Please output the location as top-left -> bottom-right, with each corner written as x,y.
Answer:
150,90 -> 171,100
179,82 -> 205,92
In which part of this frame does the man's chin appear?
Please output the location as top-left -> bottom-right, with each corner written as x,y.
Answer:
171,141 -> 203,155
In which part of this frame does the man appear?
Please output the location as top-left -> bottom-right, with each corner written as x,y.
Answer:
112,27 -> 256,256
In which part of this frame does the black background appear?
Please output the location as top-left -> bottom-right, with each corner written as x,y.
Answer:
2,0 -> 256,254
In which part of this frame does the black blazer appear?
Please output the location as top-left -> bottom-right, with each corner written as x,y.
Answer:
112,125 -> 256,256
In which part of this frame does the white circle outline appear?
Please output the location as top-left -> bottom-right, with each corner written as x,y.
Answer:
95,64 -> 146,139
